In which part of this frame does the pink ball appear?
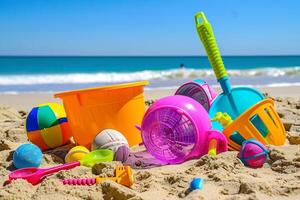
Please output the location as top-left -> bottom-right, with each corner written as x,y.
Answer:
238,139 -> 268,168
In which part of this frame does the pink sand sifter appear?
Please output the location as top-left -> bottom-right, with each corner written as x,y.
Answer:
175,79 -> 217,111
140,95 -> 228,164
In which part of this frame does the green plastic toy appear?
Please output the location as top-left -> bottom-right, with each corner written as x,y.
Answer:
195,12 -> 265,144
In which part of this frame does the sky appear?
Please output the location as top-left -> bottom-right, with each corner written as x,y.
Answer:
0,0 -> 300,56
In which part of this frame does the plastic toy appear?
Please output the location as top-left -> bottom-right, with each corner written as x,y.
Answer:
222,99 -> 285,150
8,149 -> 113,185
62,166 -> 134,187
55,81 -> 149,148
115,145 -> 130,163
140,95 -> 228,164
26,102 -> 72,151
175,79 -> 217,111
194,12 -> 264,132
92,129 -> 128,151
208,138 -> 218,156
92,129 -> 130,162
238,139 -> 268,168
13,143 -> 43,169
65,146 -> 90,163
190,178 -> 204,191
211,112 -> 233,128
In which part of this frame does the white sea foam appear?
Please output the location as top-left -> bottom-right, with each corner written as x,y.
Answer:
0,67 -> 299,85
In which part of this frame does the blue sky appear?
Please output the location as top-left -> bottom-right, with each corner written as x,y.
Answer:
0,0 -> 300,56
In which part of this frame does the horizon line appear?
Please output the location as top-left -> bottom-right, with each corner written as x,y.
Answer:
1,54 -> 300,57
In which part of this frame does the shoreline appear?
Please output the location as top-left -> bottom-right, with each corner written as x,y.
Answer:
0,85 -> 299,110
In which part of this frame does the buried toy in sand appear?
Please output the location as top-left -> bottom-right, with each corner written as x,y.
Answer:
238,139 -> 269,169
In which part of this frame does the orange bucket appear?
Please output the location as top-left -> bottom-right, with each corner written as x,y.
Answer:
223,99 -> 286,151
54,81 -> 149,148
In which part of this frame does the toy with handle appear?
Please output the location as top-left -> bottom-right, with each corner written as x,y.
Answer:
8,149 -> 113,185
195,12 -> 264,133
62,166 -> 134,187
140,95 -> 228,164
9,161 -> 80,185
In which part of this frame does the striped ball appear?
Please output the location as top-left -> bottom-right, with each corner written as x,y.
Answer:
26,103 -> 72,151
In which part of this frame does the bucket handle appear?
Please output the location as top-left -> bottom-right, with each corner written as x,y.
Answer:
135,125 -> 142,131
134,125 -> 144,146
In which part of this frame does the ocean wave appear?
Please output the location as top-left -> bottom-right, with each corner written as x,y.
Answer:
0,67 -> 299,85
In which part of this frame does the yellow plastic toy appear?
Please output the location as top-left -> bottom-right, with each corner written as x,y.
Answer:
221,99 -> 285,151
96,166 -> 133,187
208,139 -> 217,156
62,166 -> 134,187
212,112 -> 233,128
55,81 -> 149,148
65,146 -> 90,163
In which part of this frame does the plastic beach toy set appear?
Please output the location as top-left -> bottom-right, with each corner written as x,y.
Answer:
7,12 -> 286,187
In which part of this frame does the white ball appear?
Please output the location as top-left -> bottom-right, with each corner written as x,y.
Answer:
92,129 -> 129,153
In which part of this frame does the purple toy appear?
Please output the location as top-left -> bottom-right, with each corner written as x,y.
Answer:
175,79 -> 217,111
140,95 -> 228,164
238,139 -> 268,168
115,145 -> 130,162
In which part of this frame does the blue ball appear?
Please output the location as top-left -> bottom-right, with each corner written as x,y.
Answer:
190,178 -> 204,191
13,143 -> 43,169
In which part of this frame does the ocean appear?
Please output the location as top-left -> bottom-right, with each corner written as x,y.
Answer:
0,56 -> 300,93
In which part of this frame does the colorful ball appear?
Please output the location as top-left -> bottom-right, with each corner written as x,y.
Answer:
13,143 -> 43,169
65,146 -> 90,163
25,103 -> 73,151
238,139 -> 268,168
92,129 -> 129,162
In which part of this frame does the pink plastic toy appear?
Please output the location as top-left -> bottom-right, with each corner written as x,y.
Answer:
62,166 -> 133,187
175,79 -> 217,111
238,139 -> 268,168
8,161 -> 79,185
8,149 -> 114,185
140,95 -> 228,164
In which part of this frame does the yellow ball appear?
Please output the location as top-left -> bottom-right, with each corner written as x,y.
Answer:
65,146 -> 90,163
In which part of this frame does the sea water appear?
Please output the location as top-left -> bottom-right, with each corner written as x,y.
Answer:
0,56 -> 300,93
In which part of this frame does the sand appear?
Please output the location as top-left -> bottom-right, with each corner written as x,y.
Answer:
0,88 -> 300,200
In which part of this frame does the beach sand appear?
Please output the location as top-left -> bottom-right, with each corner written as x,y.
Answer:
0,86 -> 300,200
